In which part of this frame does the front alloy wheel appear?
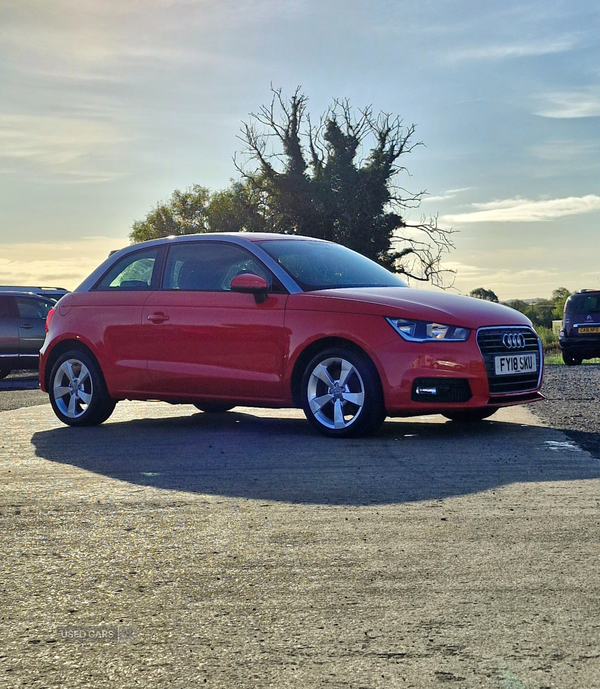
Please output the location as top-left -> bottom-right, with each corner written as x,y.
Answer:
301,348 -> 385,438
49,351 -> 116,426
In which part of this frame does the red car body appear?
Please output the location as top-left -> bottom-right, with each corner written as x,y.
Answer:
40,234 -> 543,436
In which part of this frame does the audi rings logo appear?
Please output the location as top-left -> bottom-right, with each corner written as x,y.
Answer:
502,332 -> 527,349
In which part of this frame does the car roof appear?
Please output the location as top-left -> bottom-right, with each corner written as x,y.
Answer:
75,233 -> 330,293
0,285 -> 67,290
121,233 -> 329,248
0,291 -> 56,300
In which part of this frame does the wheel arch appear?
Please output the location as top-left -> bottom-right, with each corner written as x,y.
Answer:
289,336 -> 383,407
44,339 -> 101,392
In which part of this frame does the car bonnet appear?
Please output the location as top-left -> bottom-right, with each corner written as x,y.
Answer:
286,287 -> 532,329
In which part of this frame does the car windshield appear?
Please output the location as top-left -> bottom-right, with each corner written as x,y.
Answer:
256,239 -> 408,291
569,294 -> 600,314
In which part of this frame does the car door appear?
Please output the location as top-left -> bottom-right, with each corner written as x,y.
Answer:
80,246 -> 162,395
15,296 -> 54,365
0,296 -> 19,367
142,241 -> 288,402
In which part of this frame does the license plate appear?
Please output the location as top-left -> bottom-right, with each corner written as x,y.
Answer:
578,326 -> 600,334
494,353 -> 537,376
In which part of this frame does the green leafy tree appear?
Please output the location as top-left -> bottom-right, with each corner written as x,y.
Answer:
504,291 -> 570,329
551,287 -> 571,319
535,325 -> 559,352
130,181 -> 267,241
130,185 -> 212,242
469,287 -> 499,302
204,181 -> 266,233
236,87 -> 455,286
504,299 -> 529,314
530,300 -> 554,328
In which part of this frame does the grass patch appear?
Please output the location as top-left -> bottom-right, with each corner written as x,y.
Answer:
544,351 -> 563,365
543,351 -> 600,366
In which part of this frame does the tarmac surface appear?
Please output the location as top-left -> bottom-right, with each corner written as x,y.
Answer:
1,367 -> 600,687
0,370 -> 47,412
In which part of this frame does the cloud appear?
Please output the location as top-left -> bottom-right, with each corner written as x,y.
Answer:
441,259 -> 589,301
441,195 -> 600,224
528,140 -> 599,162
0,237 -> 130,290
0,6 -> 171,88
422,187 -> 473,203
0,114 -> 131,182
1,0 -> 307,79
535,90 -> 600,118
447,35 -> 579,62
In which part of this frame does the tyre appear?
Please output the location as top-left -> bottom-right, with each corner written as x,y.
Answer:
562,352 -> 582,366
442,407 -> 499,422
0,369 -> 11,380
49,350 -> 116,426
300,347 -> 386,438
193,403 -> 235,413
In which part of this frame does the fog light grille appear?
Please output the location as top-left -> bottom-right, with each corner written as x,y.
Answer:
411,378 -> 472,403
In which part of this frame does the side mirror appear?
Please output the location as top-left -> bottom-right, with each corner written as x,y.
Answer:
230,273 -> 270,304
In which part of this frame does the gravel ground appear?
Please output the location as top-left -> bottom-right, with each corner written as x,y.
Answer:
2,401 -> 600,688
1,367 -> 600,687
530,364 -> 600,458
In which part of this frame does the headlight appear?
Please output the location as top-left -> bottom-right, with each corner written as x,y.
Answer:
386,318 -> 470,342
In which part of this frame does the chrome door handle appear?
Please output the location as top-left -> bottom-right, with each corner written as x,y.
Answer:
19,323 -> 33,329
147,312 -> 169,323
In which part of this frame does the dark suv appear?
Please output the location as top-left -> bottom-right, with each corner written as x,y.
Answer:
0,286 -> 68,301
0,292 -> 56,379
559,289 -> 600,365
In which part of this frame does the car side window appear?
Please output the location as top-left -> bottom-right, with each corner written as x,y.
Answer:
16,298 -> 53,319
0,296 -> 17,318
95,249 -> 159,291
163,242 -> 274,292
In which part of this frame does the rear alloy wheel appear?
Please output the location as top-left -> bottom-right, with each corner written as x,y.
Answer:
49,351 -> 116,426
301,347 -> 386,438
562,352 -> 582,366
442,407 -> 499,422
0,369 -> 11,380
193,403 -> 235,413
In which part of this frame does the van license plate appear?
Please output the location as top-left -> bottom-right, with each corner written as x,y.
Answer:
494,353 -> 537,376
578,326 -> 600,334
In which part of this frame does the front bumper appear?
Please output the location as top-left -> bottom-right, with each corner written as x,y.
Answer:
372,325 -> 543,417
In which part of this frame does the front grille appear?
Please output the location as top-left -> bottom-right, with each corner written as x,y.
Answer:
477,326 -> 542,395
411,378 -> 472,403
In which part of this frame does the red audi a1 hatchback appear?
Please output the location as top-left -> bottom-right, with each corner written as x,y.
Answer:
40,234 -> 543,437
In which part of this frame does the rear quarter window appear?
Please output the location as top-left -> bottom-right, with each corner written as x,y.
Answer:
94,249 -> 159,291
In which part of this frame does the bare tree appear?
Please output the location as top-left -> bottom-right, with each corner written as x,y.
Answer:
235,87 -> 455,286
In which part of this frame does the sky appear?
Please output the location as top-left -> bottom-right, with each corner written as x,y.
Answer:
1,0 -> 599,299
